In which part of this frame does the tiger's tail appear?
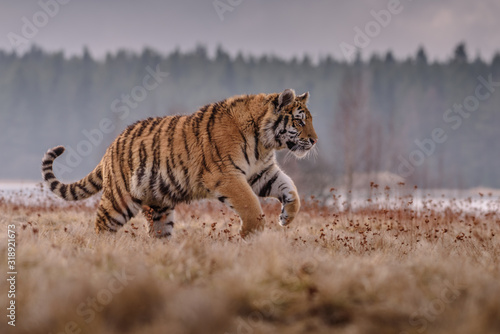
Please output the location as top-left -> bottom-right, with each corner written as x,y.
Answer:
41,146 -> 103,201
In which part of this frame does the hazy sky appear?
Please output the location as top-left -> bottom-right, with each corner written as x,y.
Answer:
1,0 -> 499,62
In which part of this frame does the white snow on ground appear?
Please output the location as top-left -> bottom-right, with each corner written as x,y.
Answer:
0,181 -> 100,207
324,188 -> 500,214
1,181 -> 499,213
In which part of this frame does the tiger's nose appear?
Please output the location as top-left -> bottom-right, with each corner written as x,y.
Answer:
309,138 -> 318,145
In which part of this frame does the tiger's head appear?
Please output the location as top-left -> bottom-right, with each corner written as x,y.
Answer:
263,89 -> 318,158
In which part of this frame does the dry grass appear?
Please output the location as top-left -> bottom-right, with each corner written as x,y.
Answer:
1,189 -> 500,334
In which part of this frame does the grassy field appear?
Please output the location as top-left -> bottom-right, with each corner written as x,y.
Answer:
1,187 -> 500,334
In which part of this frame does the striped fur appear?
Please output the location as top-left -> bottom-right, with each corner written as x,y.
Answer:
41,89 -> 318,238
42,146 -> 103,200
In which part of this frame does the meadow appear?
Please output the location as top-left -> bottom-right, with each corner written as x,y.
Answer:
0,184 -> 499,334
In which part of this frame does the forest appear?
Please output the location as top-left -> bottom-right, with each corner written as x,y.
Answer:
1,43 -> 499,191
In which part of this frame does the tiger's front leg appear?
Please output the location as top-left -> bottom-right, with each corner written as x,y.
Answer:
250,164 -> 300,226
213,176 -> 265,238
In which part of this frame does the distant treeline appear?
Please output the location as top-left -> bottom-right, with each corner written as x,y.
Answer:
1,44 -> 499,191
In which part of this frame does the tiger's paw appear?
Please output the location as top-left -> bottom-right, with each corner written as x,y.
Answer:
279,211 -> 294,226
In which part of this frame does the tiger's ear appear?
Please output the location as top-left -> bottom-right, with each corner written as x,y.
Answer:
277,89 -> 296,111
296,91 -> 310,103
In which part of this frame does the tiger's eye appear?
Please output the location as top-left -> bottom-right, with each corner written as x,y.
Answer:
295,119 -> 305,126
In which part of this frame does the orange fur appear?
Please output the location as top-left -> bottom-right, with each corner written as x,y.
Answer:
42,89 -> 318,238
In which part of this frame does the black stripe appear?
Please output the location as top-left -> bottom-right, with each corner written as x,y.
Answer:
192,105 -> 208,140
42,166 -> 52,172
196,107 -> 214,179
50,181 -> 58,191
88,176 -> 100,191
109,192 -> 128,222
127,123 -> 141,173
121,126 -> 135,191
69,185 -> 78,200
218,196 -> 227,203
76,184 -> 92,196
197,155 -> 211,183
149,204 -> 161,212
279,194 -> 286,204
207,105 -> 224,172
114,184 -> 134,220
159,177 -> 181,202
178,155 -> 191,192
152,215 -> 168,222
249,165 -> 273,186
115,135 -> 129,192
168,116 -> 181,172
228,97 -> 245,109
42,160 -> 52,167
120,125 -> 134,190
108,140 -> 119,199
165,117 -> 187,200
166,157 -> 187,200
254,128 -> 260,161
150,130 -> 161,194
53,146 -> 65,156
136,119 -> 151,137
182,120 -> 190,155
59,184 -> 67,198
213,145 -> 224,172
259,171 -> 280,197
203,105 -> 224,171
228,156 -> 246,175
278,183 -> 287,191
124,205 -> 134,220
158,177 -> 171,197
238,130 -> 250,164
96,166 -> 103,180
110,138 -> 127,202
136,141 -> 147,186
127,120 -> 149,173
48,152 -> 57,159
242,146 -> 250,165
272,114 -> 283,133
147,117 -> 162,135
96,213 -> 112,230
255,109 -> 267,127
201,155 -> 210,173
193,113 -> 204,140
206,103 -> 221,143
282,115 -> 290,131
135,120 -> 152,144
154,207 -> 172,215
44,172 -> 55,181
101,207 -> 123,226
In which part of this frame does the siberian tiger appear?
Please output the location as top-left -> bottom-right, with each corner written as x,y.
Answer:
42,89 -> 318,238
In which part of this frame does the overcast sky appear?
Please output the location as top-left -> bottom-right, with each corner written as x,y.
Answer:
1,0 -> 499,62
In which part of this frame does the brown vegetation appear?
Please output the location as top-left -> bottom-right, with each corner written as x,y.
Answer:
0,189 -> 499,334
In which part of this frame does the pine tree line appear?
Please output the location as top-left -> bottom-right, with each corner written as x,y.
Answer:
1,44 -> 499,190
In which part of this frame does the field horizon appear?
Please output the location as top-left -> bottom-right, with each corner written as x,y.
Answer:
1,185 -> 499,334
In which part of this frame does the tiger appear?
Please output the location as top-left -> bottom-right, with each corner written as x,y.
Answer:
41,89 -> 318,238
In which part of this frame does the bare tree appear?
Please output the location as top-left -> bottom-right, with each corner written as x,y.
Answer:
335,66 -> 368,209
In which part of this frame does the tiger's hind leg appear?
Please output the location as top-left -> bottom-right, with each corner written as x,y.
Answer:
95,191 -> 141,234
144,206 -> 175,238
